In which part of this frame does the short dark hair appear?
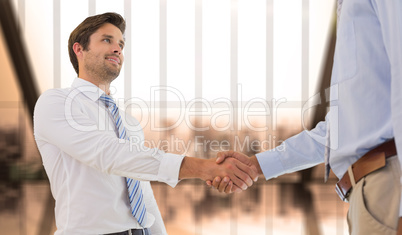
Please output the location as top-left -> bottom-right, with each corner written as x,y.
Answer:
68,12 -> 126,75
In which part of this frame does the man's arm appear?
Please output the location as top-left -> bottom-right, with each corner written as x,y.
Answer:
209,119 -> 329,193
34,90 -> 181,186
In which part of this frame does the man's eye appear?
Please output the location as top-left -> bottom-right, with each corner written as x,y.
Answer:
119,44 -> 124,49
103,39 -> 110,43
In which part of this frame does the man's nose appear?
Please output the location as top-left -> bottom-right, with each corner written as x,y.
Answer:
113,49 -> 121,55
112,44 -> 122,54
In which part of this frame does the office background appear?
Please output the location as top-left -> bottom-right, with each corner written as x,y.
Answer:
0,0 -> 349,234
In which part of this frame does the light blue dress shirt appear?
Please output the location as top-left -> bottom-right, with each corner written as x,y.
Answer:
256,0 -> 402,215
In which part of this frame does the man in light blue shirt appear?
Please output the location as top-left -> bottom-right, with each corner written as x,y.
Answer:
211,0 -> 402,234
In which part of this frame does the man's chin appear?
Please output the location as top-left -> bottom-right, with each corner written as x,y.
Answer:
107,65 -> 121,76
106,69 -> 121,80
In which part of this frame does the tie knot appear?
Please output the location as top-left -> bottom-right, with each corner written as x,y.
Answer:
99,94 -> 116,108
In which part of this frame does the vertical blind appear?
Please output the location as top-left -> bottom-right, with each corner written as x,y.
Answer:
11,0 -> 335,132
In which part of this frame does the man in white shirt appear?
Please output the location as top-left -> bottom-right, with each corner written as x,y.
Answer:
210,0 -> 402,234
34,12 -> 258,235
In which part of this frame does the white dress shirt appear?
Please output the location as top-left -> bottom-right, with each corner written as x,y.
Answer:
34,78 -> 185,235
256,0 -> 402,215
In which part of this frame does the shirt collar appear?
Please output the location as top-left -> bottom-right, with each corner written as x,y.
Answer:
71,77 -> 106,102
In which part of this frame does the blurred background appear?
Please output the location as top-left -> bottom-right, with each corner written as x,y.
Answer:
0,0 -> 349,234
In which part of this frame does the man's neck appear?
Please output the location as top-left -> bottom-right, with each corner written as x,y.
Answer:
78,74 -> 111,95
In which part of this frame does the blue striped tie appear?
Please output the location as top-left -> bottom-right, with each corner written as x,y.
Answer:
99,94 -> 147,227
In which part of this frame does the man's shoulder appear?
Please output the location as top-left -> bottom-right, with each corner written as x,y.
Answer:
36,88 -> 71,104
33,88 -> 73,129
39,88 -> 71,98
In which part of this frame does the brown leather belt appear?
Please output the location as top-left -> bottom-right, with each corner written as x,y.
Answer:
335,139 -> 397,202
105,228 -> 150,235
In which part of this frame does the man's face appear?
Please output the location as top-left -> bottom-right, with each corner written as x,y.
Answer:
82,23 -> 125,82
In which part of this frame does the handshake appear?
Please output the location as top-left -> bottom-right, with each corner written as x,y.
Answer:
179,151 -> 263,194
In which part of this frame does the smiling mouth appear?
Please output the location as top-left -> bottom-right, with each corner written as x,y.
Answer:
105,57 -> 120,65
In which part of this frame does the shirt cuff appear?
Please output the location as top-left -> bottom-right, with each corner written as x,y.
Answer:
157,153 -> 185,188
256,150 -> 286,180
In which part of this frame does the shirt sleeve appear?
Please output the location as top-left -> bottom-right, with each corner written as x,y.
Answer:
371,0 -> 402,217
256,120 -> 327,180
34,89 -> 184,188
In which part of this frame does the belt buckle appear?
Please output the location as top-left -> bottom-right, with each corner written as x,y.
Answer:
335,183 -> 349,202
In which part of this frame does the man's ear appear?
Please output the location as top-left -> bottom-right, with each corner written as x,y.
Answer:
73,42 -> 84,59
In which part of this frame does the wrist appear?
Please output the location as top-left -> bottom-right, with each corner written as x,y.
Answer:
250,155 -> 263,175
179,156 -> 206,180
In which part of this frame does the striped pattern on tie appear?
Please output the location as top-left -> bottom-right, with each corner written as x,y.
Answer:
99,94 -> 147,226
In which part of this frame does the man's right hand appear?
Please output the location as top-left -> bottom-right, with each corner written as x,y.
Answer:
206,151 -> 263,193
179,155 -> 259,191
